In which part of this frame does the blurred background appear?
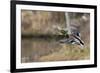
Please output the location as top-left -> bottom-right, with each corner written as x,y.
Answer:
21,10 -> 90,63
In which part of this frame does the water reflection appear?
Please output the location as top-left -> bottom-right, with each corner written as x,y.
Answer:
21,38 -> 61,63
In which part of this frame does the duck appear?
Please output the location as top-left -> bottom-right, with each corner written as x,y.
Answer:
53,25 -> 84,48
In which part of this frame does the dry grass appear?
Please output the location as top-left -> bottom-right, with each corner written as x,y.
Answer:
39,44 -> 90,62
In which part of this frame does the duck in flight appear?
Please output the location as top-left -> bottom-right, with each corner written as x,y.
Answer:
53,25 -> 84,49
59,31 -> 84,49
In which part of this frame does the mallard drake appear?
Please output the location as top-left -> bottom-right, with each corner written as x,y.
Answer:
59,31 -> 84,48
53,25 -> 84,48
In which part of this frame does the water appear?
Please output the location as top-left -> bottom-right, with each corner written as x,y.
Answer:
21,38 -> 61,63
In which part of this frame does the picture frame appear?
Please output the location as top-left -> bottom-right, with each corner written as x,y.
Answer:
10,0 -> 97,72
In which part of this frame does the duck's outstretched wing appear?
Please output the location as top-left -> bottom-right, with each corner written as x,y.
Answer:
59,38 -> 75,44
59,34 -> 84,48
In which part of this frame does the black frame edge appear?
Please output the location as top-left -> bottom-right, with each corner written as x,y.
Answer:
10,1 -> 16,72
15,64 -> 96,72
14,0 -> 97,9
94,6 -> 97,67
